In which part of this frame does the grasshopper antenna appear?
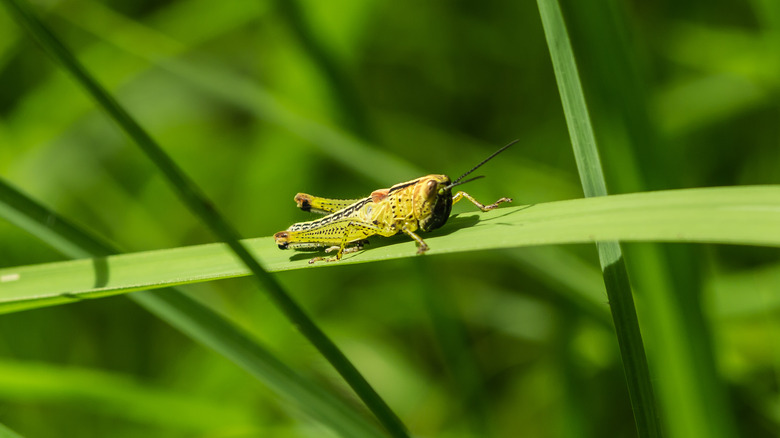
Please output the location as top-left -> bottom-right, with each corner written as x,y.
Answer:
445,175 -> 484,191
451,139 -> 519,185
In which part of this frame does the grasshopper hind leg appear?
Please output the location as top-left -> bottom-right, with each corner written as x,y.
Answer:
309,221 -> 389,264
309,231 -> 375,264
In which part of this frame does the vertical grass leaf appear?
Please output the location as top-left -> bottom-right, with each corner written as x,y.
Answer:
535,0 -> 662,436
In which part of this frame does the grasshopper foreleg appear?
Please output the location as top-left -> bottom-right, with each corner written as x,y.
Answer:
452,191 -> 512,211
400,225 -> 429,254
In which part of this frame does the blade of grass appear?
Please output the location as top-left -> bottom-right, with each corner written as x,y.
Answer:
535,0 -> 661,436
0,1 -> 406,436
0,179 -> 388,438
560,1 -> 740,436
3,185 -> 779,314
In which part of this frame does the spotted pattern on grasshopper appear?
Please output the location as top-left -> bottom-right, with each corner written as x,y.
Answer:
274,141 -> 517,263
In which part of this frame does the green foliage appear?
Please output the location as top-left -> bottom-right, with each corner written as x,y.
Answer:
0,0 -> 778,437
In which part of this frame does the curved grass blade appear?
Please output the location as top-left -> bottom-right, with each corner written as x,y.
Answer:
0,1 -> 406,435
2,185 -> 779,314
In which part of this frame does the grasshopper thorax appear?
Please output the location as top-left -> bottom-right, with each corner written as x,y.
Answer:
415,174 -> 454,232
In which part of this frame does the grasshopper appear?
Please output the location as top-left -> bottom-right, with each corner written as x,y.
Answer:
274,140 -> 517,263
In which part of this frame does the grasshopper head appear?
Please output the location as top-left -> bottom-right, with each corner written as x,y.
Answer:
415,175 -> 454,232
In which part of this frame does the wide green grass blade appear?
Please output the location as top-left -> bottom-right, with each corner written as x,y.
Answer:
0,179 -> 388,438
536,0 -> 661,436
3,185 -> 778,313
0,1 -> 406,435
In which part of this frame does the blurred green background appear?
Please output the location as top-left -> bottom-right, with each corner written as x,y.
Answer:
0,0 -> 778,437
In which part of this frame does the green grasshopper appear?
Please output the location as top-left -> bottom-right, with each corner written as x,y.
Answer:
274,140 -> 517,263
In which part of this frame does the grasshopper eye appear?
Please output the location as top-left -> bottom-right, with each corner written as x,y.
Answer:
426,179 -> 438,194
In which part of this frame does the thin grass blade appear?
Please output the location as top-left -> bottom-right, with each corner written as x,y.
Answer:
559,0 -> 742,435
536,0 -> 661,436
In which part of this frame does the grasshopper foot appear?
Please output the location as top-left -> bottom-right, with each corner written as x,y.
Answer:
324,240 -> 367,254
310,241 -> 368,263
481,197 -> 513,211
308,255 -> 336,264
